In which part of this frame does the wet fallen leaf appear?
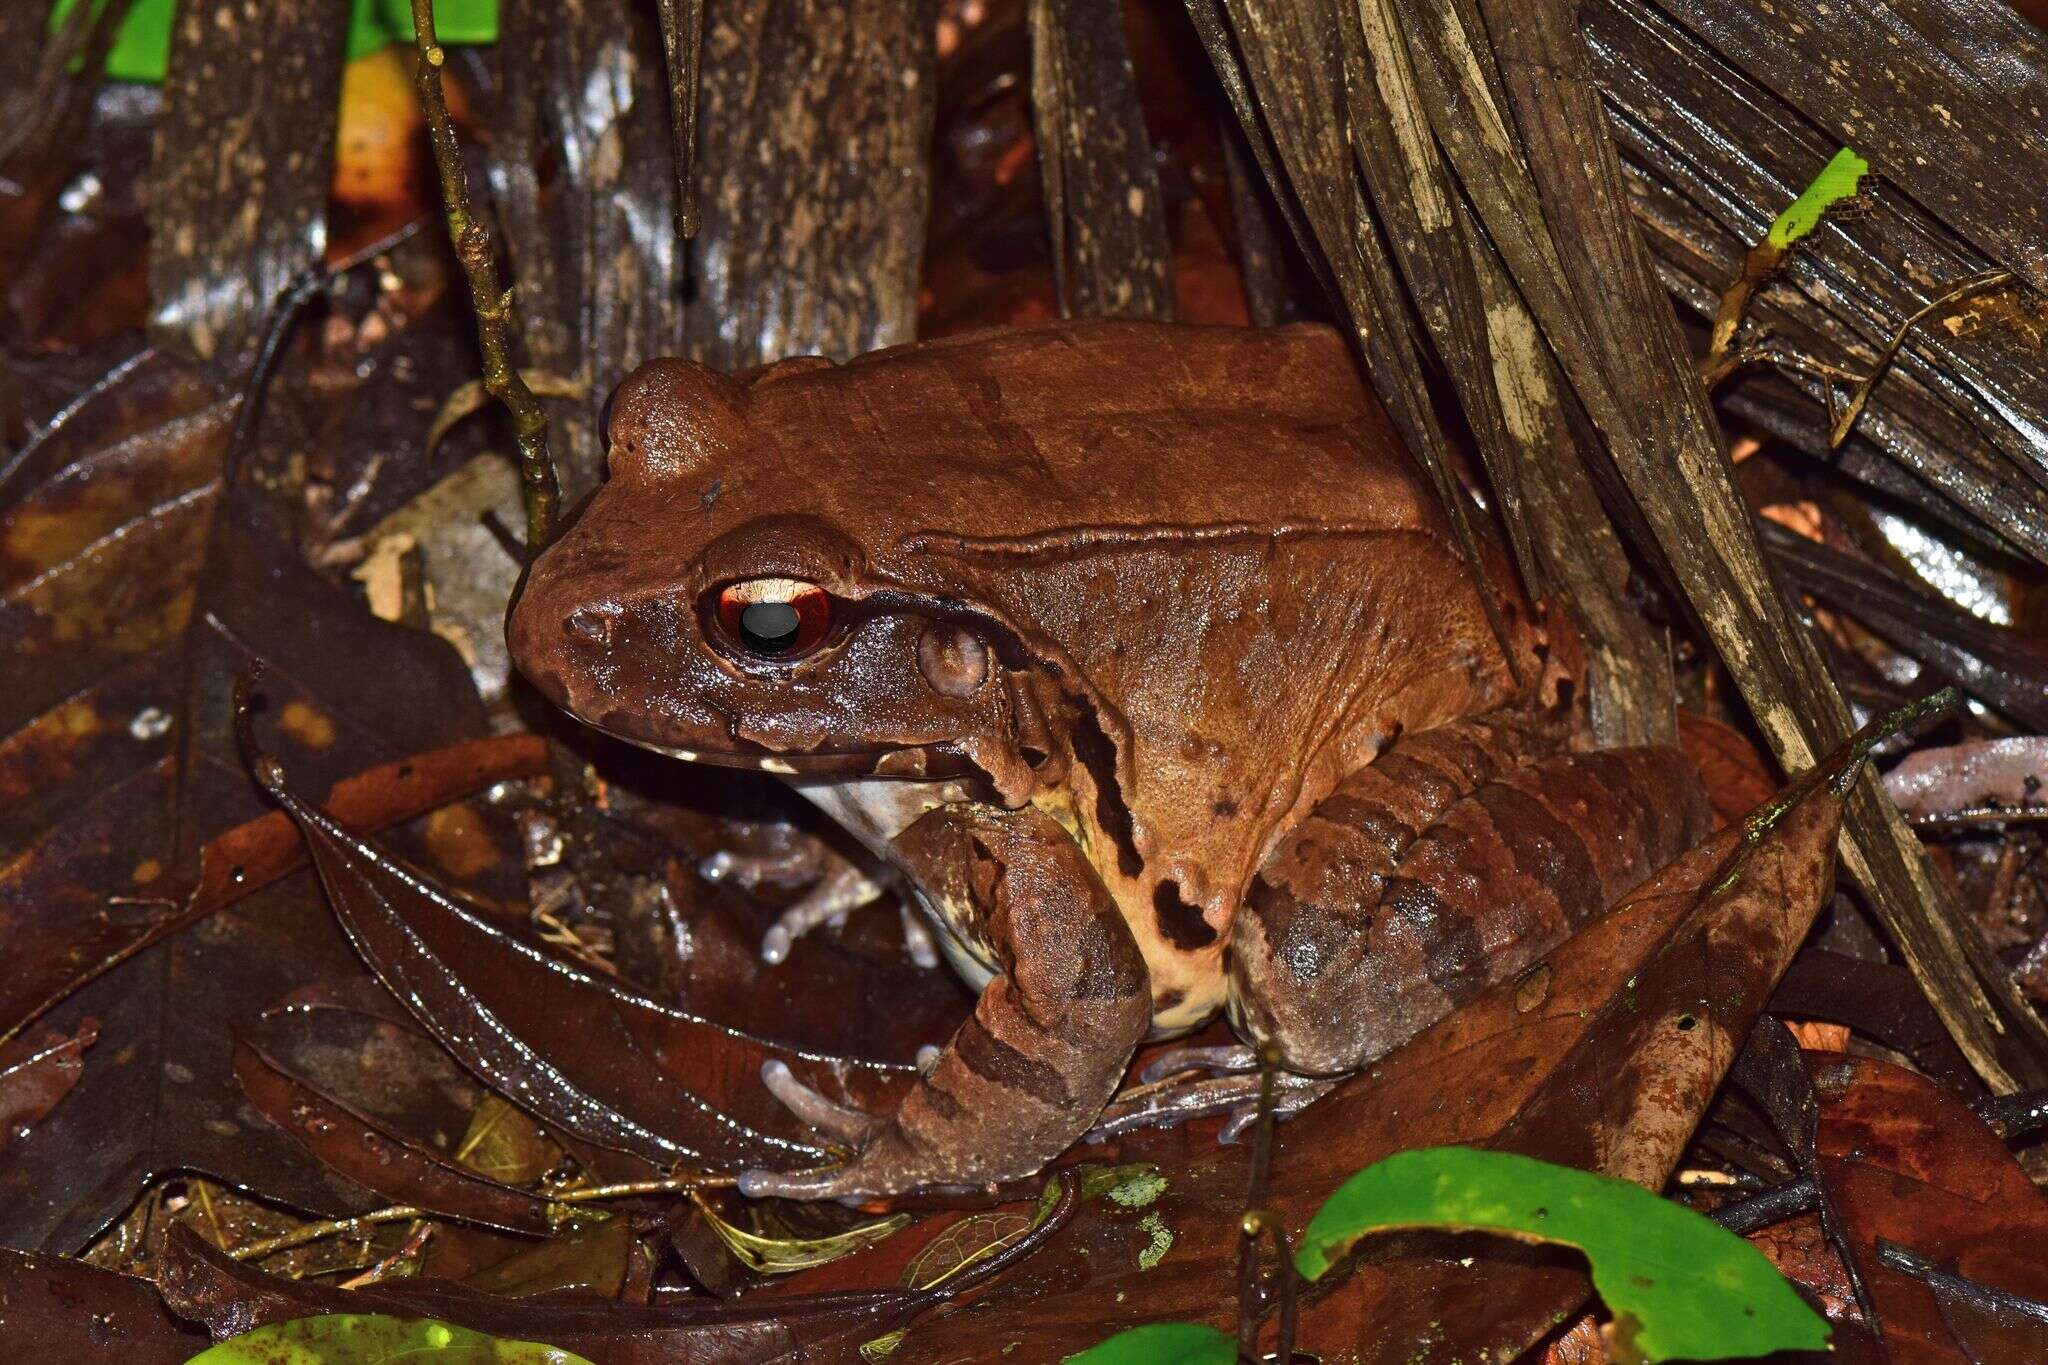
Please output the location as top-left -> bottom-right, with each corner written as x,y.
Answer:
156,1179 -> 1073,1365
461,1216 -> 636,1300
0,341 -> 492,1251
1,731 -> 545,1048
1726,1016 -> 1879,1328
1767,948 -> 1976,1092
0,1246 -> 205,1363
1811,1053 -> 2048,1358
233,1039 -> 553,1237
0,1015 -> 97,1144
244,703 -> 931,1171
457,1091 -> 572,1190
691,1193 -> 910,1276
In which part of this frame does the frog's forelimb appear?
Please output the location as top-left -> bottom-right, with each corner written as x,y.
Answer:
738,805 -> 1150,1201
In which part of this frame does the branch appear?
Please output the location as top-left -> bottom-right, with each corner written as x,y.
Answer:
410,0 -> 560,550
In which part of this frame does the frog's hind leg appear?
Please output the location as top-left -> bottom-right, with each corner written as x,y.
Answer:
1230,735 -> 1710,1078
738,805 -> 1151,1201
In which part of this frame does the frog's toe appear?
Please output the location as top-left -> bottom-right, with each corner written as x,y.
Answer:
1216,1074 -> 1336,1145
759,1059 -> 879,1143
735,1164 -> 867,1204
1139,1042 -> 1257,1085
700,846 -> 810,890
897,901 -> 940,970
1087,1066 -> 1334,1143
757,863 -> 889,963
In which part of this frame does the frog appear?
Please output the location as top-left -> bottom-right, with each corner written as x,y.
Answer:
507,319 -> 1711,1200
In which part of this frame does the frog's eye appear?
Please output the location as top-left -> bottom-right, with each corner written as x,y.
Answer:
715,578 -> 832,659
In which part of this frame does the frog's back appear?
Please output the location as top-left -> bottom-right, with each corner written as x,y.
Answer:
737,320 -> 1445,558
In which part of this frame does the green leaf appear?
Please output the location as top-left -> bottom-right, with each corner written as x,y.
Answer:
182,1313 -> 595,1364
1061,1322 -> 1238,1365
1294,1147 -> 1829,1362
47,0 -> 499,84
378,0 -> 501,47
1764,147 -> 1869,249
45,0 -> 175,83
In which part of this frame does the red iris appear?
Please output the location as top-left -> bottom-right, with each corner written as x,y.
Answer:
716,582 -> 832,659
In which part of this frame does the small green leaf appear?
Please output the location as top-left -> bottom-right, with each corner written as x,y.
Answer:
46,0 -> 176,83
1062,1322 -> 1238,1365
1765,147 -> 1869,249
378,0 -> 501,47
182,1313 -> 595,1364
47,0 -> 499,84
1294,1147 -> 1829,1362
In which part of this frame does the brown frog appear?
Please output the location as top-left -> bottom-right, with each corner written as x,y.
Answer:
507,320 -> 1710,1199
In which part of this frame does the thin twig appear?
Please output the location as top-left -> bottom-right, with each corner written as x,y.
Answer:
1973,1086 -> 2048,1140
222,271 -> 331,486
1707,1174 -> 1818,1234
1234,1048 -> 1297,1363
1908,805 -> 2048,831
337,1221 -> 435,1288
228,1173 -> 733,1262
1877,1239 -> 2048,1325
1828,268 -> 2016,450
410,0 -> 559,550
655,0 -> 705,241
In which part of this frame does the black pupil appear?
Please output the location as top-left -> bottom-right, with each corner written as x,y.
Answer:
740,600 -> 801,652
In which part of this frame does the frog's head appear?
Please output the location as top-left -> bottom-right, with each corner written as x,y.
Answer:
508,356 -> 1045,795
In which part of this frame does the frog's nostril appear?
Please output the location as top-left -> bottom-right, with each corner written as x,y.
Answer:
566,604 -> 618,646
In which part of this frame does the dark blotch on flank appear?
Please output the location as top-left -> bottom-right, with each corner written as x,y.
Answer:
1153,878 -> 1218,950
1068,699 -> 1142,877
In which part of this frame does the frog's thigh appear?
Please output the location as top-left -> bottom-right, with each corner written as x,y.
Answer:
743,805 -> 1151,1201
1230,743 -> 1710,1076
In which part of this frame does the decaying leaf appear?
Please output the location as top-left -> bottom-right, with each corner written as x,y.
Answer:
0,341 -> 496,1251
232,1039 -> 554,1238
1,731 -> 546,1049
1812,1053 -> 2048,1357
0,1246 -> 205,1362
0,1016 -> 97,1144
690,1192 -> 910,1276
155,1178 -> 1074,1365
238,683 -> 931,1171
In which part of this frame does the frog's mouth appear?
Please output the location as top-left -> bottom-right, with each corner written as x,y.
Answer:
609,731 -> 987,784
